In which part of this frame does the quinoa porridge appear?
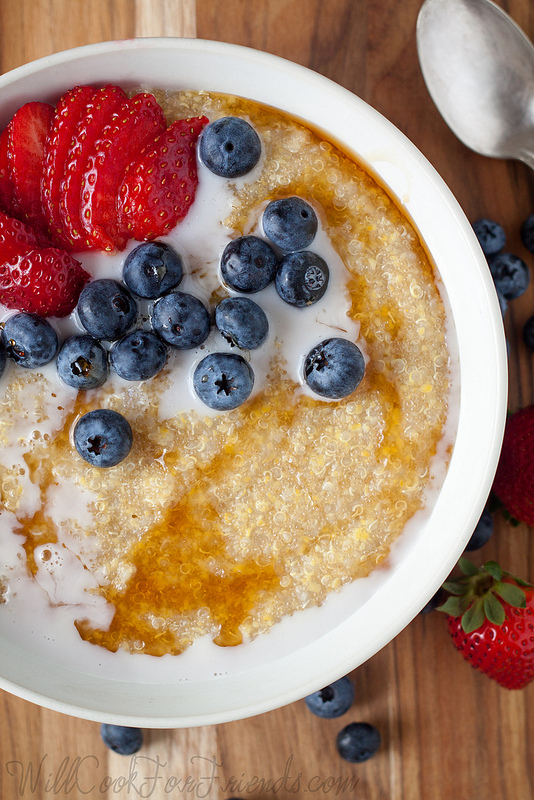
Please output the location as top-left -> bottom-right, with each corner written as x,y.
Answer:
0,89 -> 453,658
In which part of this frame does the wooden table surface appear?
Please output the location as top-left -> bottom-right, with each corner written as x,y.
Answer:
1,1 -> 533,798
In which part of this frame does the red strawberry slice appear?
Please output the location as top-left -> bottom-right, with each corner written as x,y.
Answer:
0,209 -> 51,249
118,116 -> 208,241
60,84 -> 127,252
0,125 -> 16,215
41,85 -> 96,248
8,101 -> 54,233
0,243 -> 89,317
80,92 -> 166,251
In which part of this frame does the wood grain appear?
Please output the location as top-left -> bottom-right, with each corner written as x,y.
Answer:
0,1 -> 533,799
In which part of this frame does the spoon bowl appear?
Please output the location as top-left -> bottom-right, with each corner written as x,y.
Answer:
417,0 -> 534,169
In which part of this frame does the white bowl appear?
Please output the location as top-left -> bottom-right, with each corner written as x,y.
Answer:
0,38 -> 507,727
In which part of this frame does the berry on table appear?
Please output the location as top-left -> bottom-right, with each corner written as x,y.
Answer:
275,251 -> 329,307
73,409 -> 133,468
77,279 -> 137,341
492,405 -> 534,526
56,334 -> 108,390
420,589 -> 444,614
472,218 -> 506,256
464,507 -> 494,551
220,235 -> 278,293
2,312 -> 58,369
193,352 -> 254,410
336,722 -> 381,763
488,252 -> 530,300
152,291 -> 211,350
123,241 -> 184,299
263,196 -> 318,251
520,213 -> 534,253
199,117 -> 261,178
438,558 -> 534,689
110,330 -> 168,381
100,724 -> 143,756
305,676 -> 355,718
215,297 -> 269,350
304,338 -> 365,399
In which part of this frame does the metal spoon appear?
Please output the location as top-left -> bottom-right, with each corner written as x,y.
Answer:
416,0 -> 534,170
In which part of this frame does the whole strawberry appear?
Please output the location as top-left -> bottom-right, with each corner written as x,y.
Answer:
439,558 -> 534,689
493,405 -> 534,526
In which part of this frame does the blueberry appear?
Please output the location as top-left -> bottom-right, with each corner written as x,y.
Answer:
73,409 -> 133,468
523,314 -> 534,351
2,313 -> 58,369
123,241 -> 183,299
77,279 -> 137,341
215,297 -> 268,350
275,251 -> 329,307
465,508 -> 494,551
152,291 -> 211,349
472,218 -> 506,256
193,352 -> 254,410
220,236 -> 278,293
497,292 -> 508,317
100,724 -> 143,756
57,335 -> 108,390
520,213 -> 534,253
304,338 -> 365,399
305,676 -> 355,718
110,330 -> 168,381
263,197 -> 318,251
199,117 -> 261,178
488,252 -> 530,300
420,589 -> 444,614
336,722 -> 381,763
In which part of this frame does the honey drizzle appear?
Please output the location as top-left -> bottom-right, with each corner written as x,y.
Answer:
76,391 -> 293,656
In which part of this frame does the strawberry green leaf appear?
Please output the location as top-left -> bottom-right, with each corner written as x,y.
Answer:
437,596 -> 465,617
483,592 -> 505,625
461,598 -> 486,633
458,557 -> 479,577
442,579 -> 469,596
494,582 -> 526,608
483,561 -> 502,581
503,572 -> 534,589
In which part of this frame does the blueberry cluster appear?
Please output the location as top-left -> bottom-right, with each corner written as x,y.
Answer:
218,197 -> 365,401
1,118 -> 368,468
472,217 -> 531,318
304,675 -> 381,763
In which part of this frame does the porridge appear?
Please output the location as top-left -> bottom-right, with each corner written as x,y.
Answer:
0,88 -> 453,657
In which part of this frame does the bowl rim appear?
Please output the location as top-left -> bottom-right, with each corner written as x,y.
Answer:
0,37 -> 508,727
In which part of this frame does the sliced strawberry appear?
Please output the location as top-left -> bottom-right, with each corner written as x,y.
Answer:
8,101 -> 54,233
0,244 -> 89,317
0,125 -> 16,214
0,209 -> 51,249
60,84 -> 127,252
80,92 -> 166,251
118,116 -> 208,241
41,85 -> 96,248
